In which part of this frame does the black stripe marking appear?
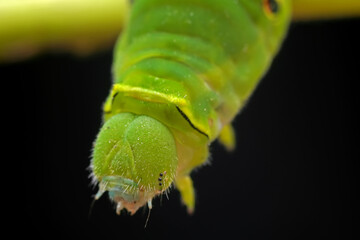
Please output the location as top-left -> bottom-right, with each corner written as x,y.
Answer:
111,92 -> 119,105
176,106 -> 209,139
104,92 -> 119,114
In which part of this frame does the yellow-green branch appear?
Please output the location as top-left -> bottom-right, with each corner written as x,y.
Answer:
292,0 -> 360,21
0,0 -> 130,62
1,0 -> 360,63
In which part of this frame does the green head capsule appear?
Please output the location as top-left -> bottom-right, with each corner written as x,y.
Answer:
91,113 -> 178,214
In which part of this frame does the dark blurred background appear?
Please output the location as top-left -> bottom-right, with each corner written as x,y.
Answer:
3,18 -> 358,239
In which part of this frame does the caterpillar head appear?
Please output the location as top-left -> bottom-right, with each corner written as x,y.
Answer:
91,113 -> 178,214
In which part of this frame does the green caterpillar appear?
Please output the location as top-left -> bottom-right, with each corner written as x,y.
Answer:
90,0 -> 291,215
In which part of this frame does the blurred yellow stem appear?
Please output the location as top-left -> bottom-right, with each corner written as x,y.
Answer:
292,0 -> 360,21
0,0 -> 130,62
1,0 -> 360,62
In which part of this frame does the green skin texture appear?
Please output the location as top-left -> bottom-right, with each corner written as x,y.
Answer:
91,0 -> 291,214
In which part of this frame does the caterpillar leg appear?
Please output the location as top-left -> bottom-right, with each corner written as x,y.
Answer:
176,175 -> 195,214
218,124 -> 236,151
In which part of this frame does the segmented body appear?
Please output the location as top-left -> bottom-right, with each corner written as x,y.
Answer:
92,0 -> 291,213
104,0 -> 290,174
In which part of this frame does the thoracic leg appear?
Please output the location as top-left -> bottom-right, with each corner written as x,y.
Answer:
176,175 -> 195,214
218,124 -> 236,151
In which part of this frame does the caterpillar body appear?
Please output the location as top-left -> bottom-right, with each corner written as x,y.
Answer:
91,0 -> 291,214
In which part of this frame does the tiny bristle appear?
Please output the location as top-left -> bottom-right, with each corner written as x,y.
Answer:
88,171 -> 99,189
164,188 -> 170,200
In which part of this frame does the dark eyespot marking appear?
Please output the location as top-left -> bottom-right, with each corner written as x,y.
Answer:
268,0 -> 279,13
176,106 -> 209,139
264,0 -> 279,16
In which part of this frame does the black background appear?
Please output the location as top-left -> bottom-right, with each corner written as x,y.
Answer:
3,18 -> 359,239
